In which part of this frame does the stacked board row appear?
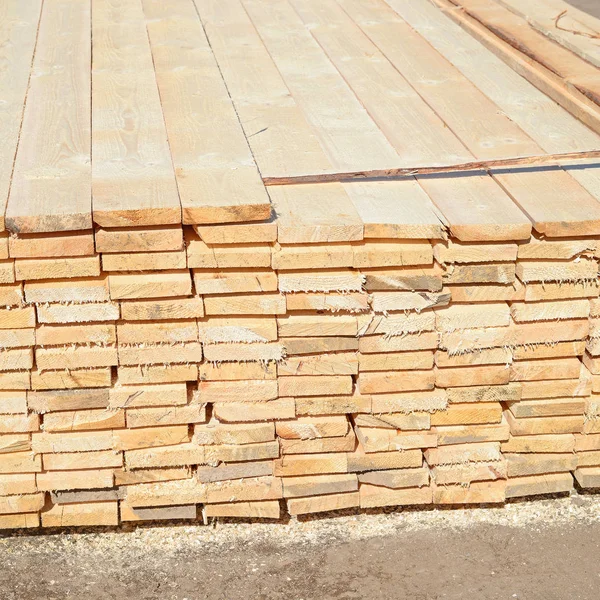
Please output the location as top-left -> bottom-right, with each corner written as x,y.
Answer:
2,221 -> 600,529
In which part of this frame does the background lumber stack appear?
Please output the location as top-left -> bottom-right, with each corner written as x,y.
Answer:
4,0 -> 600,529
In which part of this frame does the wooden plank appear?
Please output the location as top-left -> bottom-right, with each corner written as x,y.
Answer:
510,357 -> 583,381
7,0 -> 91,233
198,316 -> 277,343
204,500 -> 280,519
196,461 -> 272,483
278,270 -> 364,294
15,256 -> 101,281
197,379 -> 278,403
0,392 -> 27,415
32,430 -> 114,454
511,299 -> 590,322
278,315 -> 358,338
36,302 -> 120,324
37,469 -> 114,492
195,0 -> 332,179
279,375 -> 353,398
0,0 -> 43,233
127,403 -> 206,428
518,237 -> 596,260
115,467 -> 190,485
117,320 -> 197,344
118,341 -> 202,365
91,0 -> 180,227
192,269 -> 277,295
120,297 -> 203,321
0,284 -> 24,307
203,293 -> 286,316
0,514 -> 39,530
202,342 -> 283,363
194,421 -> 274,445
9,231 -> 95,258
42,449 -> 121,470
142,0 -> 271,224
516,258 -> 598,282
108,271 -> 192,300
121,503 -> 197,522
108,383 -> 188,409
213,399 -> 295,422
435,303 -> 510,331
41,502 -> 119,527
505,411 -> 584,436
279,353 -> 359,377
24,276 -> 110,304
288,492 -> 359,515
507,398 -> 585,419
102,251 -> 186,272
36,345 -> 118,370
498,0 -> 600,68
280,429 -> 356,454
429,402 -> 503,425
186,236 -> 272,269
503,433 -> 575,453
435,420 -> 510,445
37,323 -> 115,346
506,452 -> 577,477
31,367 -> 112,391
95,225 -> 183,253
286,292 -> 369,313
204,440 -> 278,465
425,441 -> 502,465
433,480 -> 505,504
506,473 -> 573,498
199,361 -> 276,381
28,388 -> 109,413
270,184 -> 363,244
115,424 -> 186,456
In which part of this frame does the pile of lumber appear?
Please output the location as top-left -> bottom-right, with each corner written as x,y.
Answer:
5,215 -> 600,529
4,0 -> 600,530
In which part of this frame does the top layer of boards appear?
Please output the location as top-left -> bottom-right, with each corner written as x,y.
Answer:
3,0 -> 600,239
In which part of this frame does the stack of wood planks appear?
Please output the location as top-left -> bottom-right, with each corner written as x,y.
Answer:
3,0 -> 600,529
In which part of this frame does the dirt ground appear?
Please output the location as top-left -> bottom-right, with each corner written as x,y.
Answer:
1,494 -> 600,600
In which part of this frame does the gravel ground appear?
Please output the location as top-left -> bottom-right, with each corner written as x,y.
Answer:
1,494 -> 600,599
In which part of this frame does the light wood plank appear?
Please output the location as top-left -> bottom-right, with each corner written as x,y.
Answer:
92,0 -> 180,227
0,1 -> 43,234
142,0 -> 271,224
7,0 -> 91,233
